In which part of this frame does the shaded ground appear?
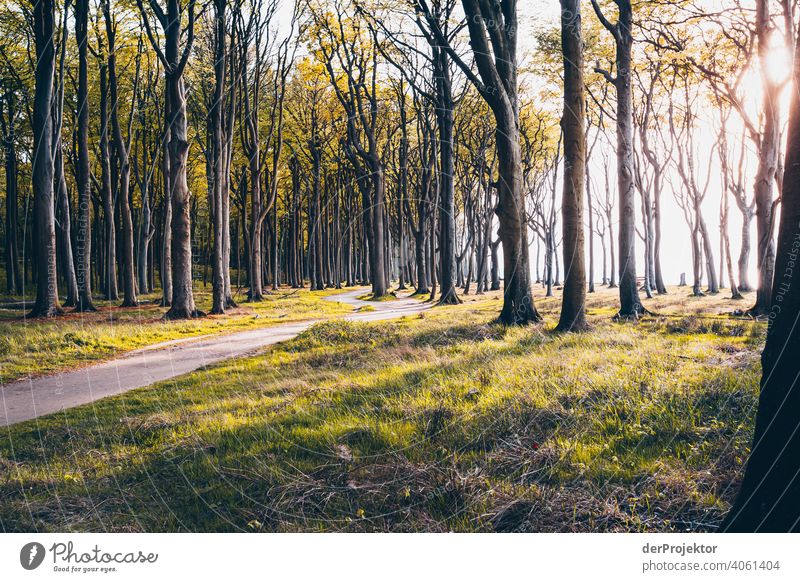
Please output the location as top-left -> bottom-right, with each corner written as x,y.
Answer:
0,286 -> 762,532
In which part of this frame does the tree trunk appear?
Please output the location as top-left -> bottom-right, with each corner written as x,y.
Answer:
55,146 -> 78,307
106,6 -> 137,307
74,0 -> 95,310
99,61 -> 118,301
723,24 -> 800,530
612,3 -> 642,318
29,0 -> 62,317
1,90 -> 22,294
496,116 -> 540,324
749,0 -> 780,316
165,76 -> 199,318
161,122 -> 173,305
557,0 -> 588,331
209,0 -> 226,314
434,45 -> 459,305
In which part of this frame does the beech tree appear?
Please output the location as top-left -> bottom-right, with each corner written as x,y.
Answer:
591,0 -> 643,319
138,0 -> 201,319
557,0 -> 587,331
73,0 -> 95,311
428,0 -> 540,324
724,14 -> 800,532
28,0 -> 62,317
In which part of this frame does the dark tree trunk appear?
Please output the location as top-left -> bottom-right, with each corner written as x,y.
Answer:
55,147 -> 78,307
161,122 -> 172,305
99,60 -> 118,301
29,0 -> 62,317
74,0 -> 95,310
433,45 -> 459,305
1,90 -> 22,294
723,23 -> 800,531
106,3 -> 138,307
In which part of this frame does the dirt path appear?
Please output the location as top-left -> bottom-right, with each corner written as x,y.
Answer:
0,288 -> 428,427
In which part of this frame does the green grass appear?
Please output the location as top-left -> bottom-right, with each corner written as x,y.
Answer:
0,285 -> 355,384
356,291 -> 398,301
0,286 -> 762,532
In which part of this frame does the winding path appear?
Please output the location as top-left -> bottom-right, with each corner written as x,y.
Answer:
0,289 -> 429,427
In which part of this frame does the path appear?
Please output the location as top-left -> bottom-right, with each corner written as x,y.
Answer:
0,289 -> 429,427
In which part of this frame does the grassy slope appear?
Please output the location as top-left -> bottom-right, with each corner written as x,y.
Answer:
0,286 -> 762,532
0,287 -> 354,384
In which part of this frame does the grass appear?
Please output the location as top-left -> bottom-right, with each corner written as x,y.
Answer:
0,285 -> 763,532
0,285 -> 354,384
357,291 -> 398,301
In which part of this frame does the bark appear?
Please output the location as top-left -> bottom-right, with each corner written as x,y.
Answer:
55,147 -> 78,307
557,0 -> 587,331
29,0 -> 63,317
99,59 -> 118,300
723,23 -> 800,530
490,239 -> 500,290
1,90 -> 22,294
433,43 -> 459,305
209,0 -> 226,314
161,121 -> 172,305
749,0 -> 780,316
458,0 -> 540,324
106,3 -> 138,307
138,0 -> 201,318
74,0 -> 95,310
53,4 -> 78,308
592,0 -> 642,318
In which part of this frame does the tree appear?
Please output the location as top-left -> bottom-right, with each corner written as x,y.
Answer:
73,0 -> 95,311
427,0 -> 541,324
138,0 -> 202,319
723,16 -> 800,532
209,0 -> 227,313
0,83 -> 21,295
591,0 -> 643,319
556,0 -> 587,331
311,1 -> 388,298
105,1 -> 140,307
28,0 -> 62,317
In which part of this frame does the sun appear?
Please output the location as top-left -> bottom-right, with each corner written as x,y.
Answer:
763,35 -> 793,85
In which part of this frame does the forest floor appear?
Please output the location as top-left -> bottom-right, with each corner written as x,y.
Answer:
0,284 -> 763,532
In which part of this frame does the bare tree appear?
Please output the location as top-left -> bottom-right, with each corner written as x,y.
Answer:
425,0 -> 541,324
591,0 -> 643,319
